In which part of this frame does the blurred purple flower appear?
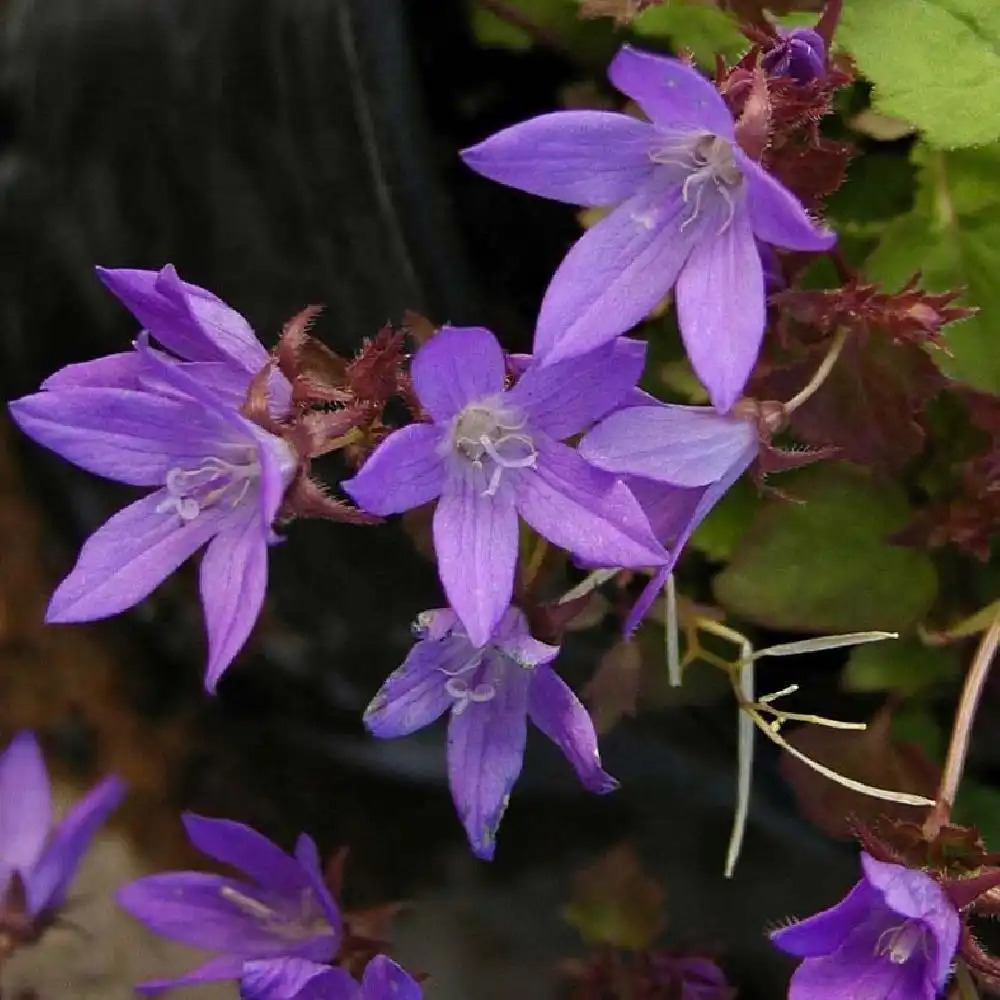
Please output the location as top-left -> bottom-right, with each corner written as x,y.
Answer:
9,341 -> 297,690
342,326 -> 665,647
365,606 -> 616,860
0,731 -> 124,940
771,852 -> 959,1000
461,45 -> 835,412
649,954 -> 735,1000
762,28 -> 828,84
118,814 -> 342,994
241,954 -> 421,1000
579,402 -> 757,633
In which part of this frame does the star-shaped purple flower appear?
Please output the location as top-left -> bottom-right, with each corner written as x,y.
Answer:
118,814 -> 343,994
461,45 -> 836,412
0,731 -> 124,944
365,605 -> 616,860
579,401 -> 758,632
9,340 -> 297,690
342,326 -> 666,647
771,852 -> 960,1000
241,954 -> 421,1000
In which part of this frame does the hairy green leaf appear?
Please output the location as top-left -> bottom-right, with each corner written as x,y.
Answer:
632,0 -> 747,66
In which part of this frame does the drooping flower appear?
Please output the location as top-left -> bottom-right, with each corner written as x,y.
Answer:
364,605 -> 617,860
578,402 -> 758,632
0,731 -> 125,954
461,45 -> 835,412
9,341 -> 297,690
117,814 -> 343,994
241,954 -> 421,1000
342,326 -> 666,647
762,28 -> 828,84
771,852 -> 960,1000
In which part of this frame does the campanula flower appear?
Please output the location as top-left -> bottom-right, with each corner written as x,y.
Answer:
579,402 -> 758,632
461,45 -> 835,412
771,852 -> 959,1000
365,606 -> 616,860
0,730 -> 124,950
118,814 -> 342,994
762,28 -> 828,84
9,341 -> 297,690
241,955 -> 421,1000
342,326 -> 666,647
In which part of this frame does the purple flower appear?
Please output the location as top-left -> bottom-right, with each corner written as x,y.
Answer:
365,606 -> 616,860
117,814 -> 343,994
0,731 -> 124,939
579,402 -> 758,633
9,341 -> 297,691
648,954 -> 735,1000
762,28 -> 828,84
342,326 -> 666,647
771,852 -> 960,1000
241,955 -> 421,1000
461,45 -> 835,412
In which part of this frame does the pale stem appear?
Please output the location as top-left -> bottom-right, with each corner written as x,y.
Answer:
784,328 -> 848,413
726,641 -> 755,878
665,573 -> 681,687
558,567 -> 619,604
955,960 -> 981,1000
924,602 -> 1000,839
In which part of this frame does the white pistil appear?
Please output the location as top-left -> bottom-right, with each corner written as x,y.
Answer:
157,453 -> 260,521
450,401 -> 537,496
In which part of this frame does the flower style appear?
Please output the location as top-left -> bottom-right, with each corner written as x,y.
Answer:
578,402 -> 758,633
0,731 -> 124,952
762,28 -> 828,84
241,954 -> 421,1000
461,45 -> 835,412
771,852 -> 960,1000
118,814 -> 343,993
364,606 -> 617,860
342,326 -> 666,647
9,341 -> 297,690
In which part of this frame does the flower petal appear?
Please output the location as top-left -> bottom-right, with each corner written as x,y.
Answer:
0,731 -> 51,873
242,958 -> 358,1000
461,111 -> 656,207
41,352 -> 145,391
515,437 -> 666,570
495,608 -> 560,668
46,490 -> 228,623
608,45 -> 734,137
135,954 -> 249,995
675,206 -> 764,413
506,338 -> 646,440
293,834 -> 343,939
364,637 -> 458,738
771,880 -> 881,958
622,477 -> 703,544
446,651 -> 531,860
433,468 -> 518,649
411,326 -> 506,422
342,424 -> 445,516
580,405 -> 757,486
25,775 -> 125,915
359,956 -> 422,1000
528,667 -> 617,793
534,177 -> 696,364
737,152 -> 836,252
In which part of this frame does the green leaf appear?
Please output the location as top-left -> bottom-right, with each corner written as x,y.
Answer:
467,0 -> 616,61
866,141 -> 1000,393
632,0 -> 747,67
713,464 -> 938,632
953,780 -> 1000,850
843,638 -> 959,695
690,477 -> 760,561
837,0 -> 1000,149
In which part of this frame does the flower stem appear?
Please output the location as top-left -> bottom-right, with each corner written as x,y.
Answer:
783,327 -> 848,413
924,602 -> 1000,839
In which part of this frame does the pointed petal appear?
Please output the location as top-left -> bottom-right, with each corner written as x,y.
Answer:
737,152 -> 836,252
46,490 -> 227,623
135,954 -> 249,995
528,667 -> 617,793
25,775 -> 125,915
199,504 -> 269,691
625,477 -> 703,542
0,732 -> 51,873
534,178 -> 696,364
675,207 -> 765,413
341,424 -> 445,516
41,352 -> 145,391
8,388 -> 237,487
411,326 -> 506,422
608,45 -> 734,137
144,361 -> 253,411
506,338 -> 647,440
771,880 -> 879,957
446,652 -> 531,859
433,469 -> 518,649
293,834 -> 343,938
579,405 -> 757,486
461,111 -> 656,207
359,956 -> 421,1000
496,609 -> 560,668
181,814 -> 308,894
242,958 -> 358,1000
364,637 -> 457,738
515,438 -> 665,570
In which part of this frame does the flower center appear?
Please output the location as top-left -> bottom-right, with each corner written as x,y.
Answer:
218,885 -> 332,941
449,401 -> 537,496
875,920 -> 928,965
157,452 -> 261,521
